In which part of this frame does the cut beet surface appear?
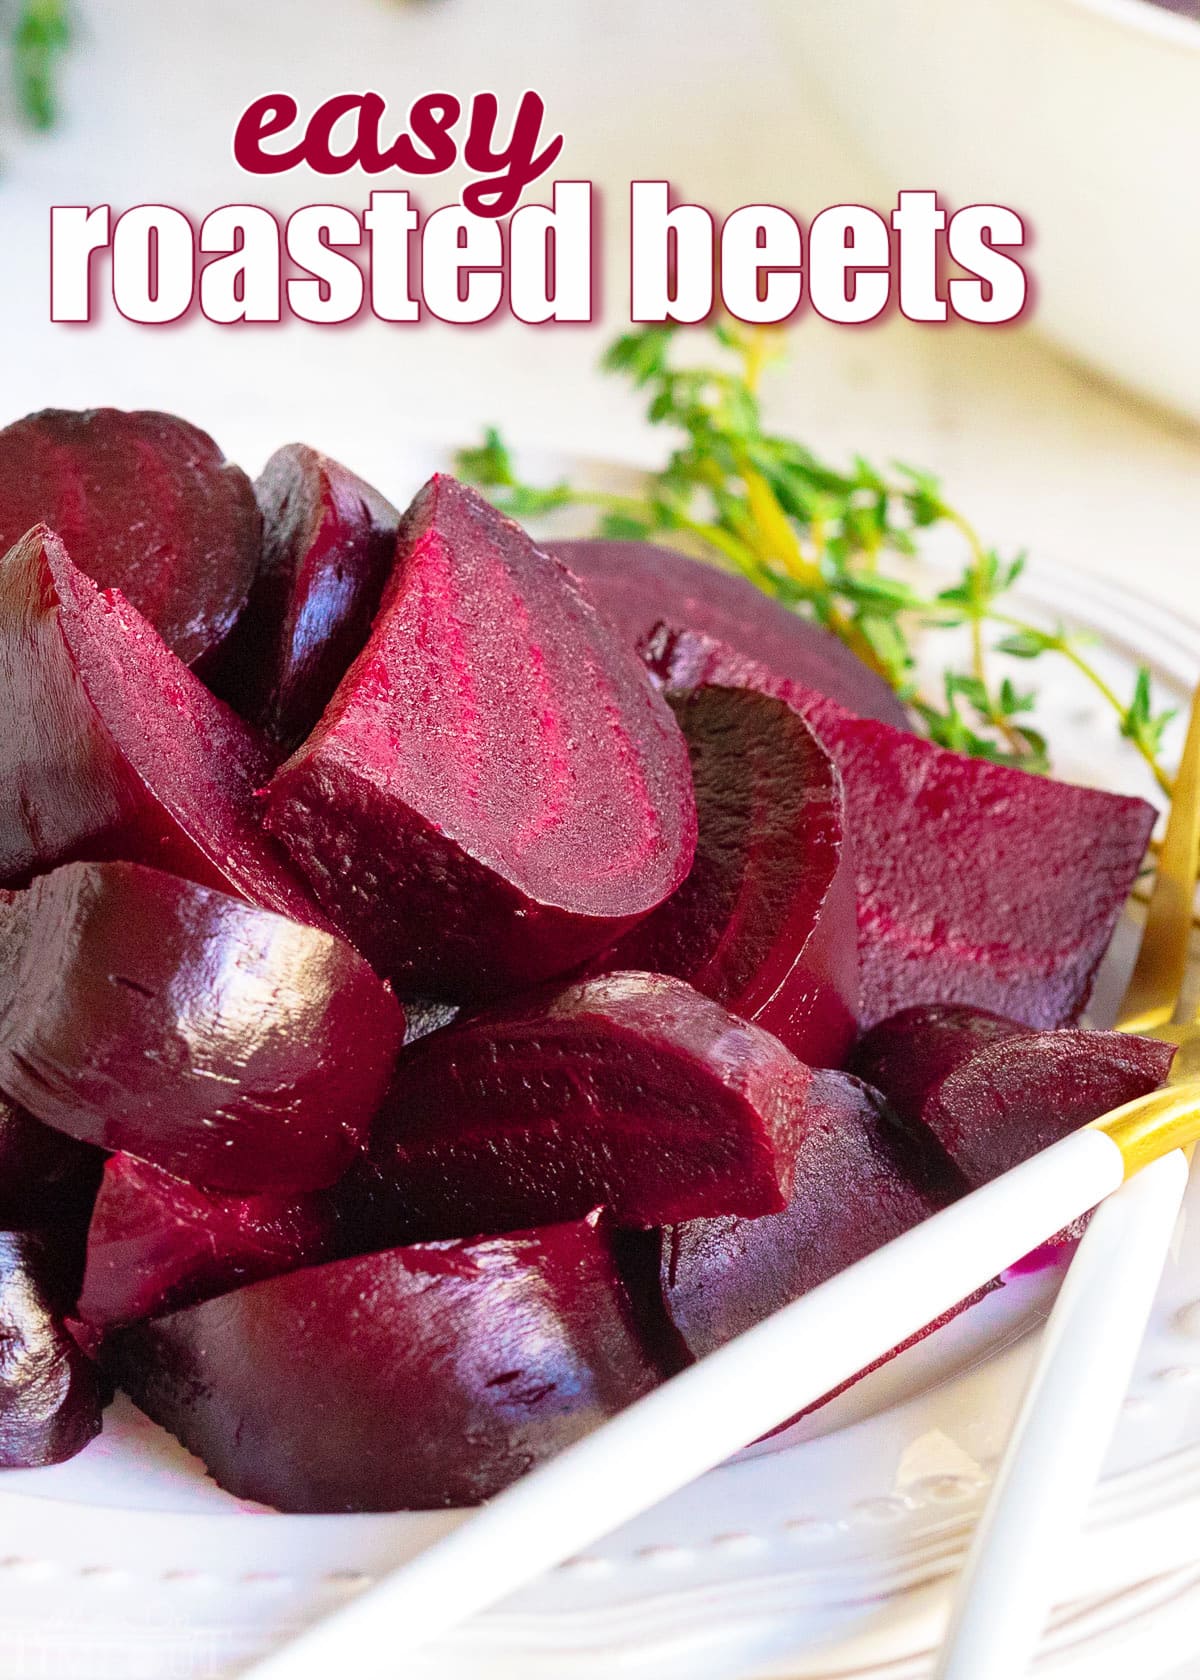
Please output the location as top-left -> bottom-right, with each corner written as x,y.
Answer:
265,477 -> 697,1000
0,1229 -> 104,1467
598,685 -> 857,1066
0,525 -> 329,924
851,1003 -> 1175,1190
352,970 -> 812,1244
79,1155 -> 344,1329
103,1214 -> 665,1511
0,1090 -> 102,1230
645,626 -> 1156,1029
553,538 -> 908,728
208,444 -> 399,753
0,408 -> 260,671
0,862 -> 404,1193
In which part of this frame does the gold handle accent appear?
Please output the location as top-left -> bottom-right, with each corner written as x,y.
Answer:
1090,1081 -> 1200,1178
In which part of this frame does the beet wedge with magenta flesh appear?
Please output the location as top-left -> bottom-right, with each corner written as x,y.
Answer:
0,862 -> 404,1193
266,477 -> 697,1000
0,1229 -> 104,1467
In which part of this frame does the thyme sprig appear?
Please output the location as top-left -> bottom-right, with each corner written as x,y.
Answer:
5,0 -> 69,130
456,322 -> 1175,796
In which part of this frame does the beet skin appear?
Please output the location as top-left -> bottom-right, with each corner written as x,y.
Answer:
353,971 -> 812,1243
599,685 -> 858,1067
0,408 -> 259,671
0,525 -> 330,925
266,477 -> 697,1000
209,444 -> 399,752
103,1215 -> 665,1511
0,862 -> 404,1192
851,1003 -> 1176,1189
0,1229 -> 104,1466
79,1154 -> 344,1329
553,538 -> 908,727
645,627 -> 1155,1029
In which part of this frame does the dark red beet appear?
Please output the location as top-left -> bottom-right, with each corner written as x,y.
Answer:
353,971 -> 812,1243
645,627 -> 1155,1029
0,408 -> 259,671
851,1004 -> 1175,1189
553,538 -> 908,727
0,1229 -> 104,1466
598,685 -> 857,1066
0,525 -> 331,925
0,1091 -> 102,1230
0,862 -> 404,1192
103,1215 -> 665,1511
208,444 -> 399,752
78,1155 -> 344,1329
265,477 -> 697,1000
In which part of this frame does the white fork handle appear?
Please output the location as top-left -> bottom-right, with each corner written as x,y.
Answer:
933,1148 -> 1190,1680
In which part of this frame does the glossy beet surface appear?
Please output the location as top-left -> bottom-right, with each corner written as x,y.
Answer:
554,539 -> 908,727
0,862 -> 404,1192
599,685 -> 857,1066
266,478 -> 697,1000
0,1229 -> 104,1466
0,526 -> 331,924
104,1215 -> 665,1510
0,1091 -> 102,1230
355,971 -> 812,1243
851,1004 -> 1175,1189
645,627 -> 1155,1028
0,408 -> 259,671
209,444 -> 399,752
657,1070 -> 951,1361
79,1155 -> 344,1328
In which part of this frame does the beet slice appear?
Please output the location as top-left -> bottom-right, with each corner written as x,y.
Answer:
208,444 -> 399,752
0,524 -> 329,924
0,1091 -> 102,1230
0,1228 -> 104,1466
0,408 -> 259,671
0,862 -> 404,1193
645,626 -> 1155,1029
597,685 -> 857,1066
353,971 -> 811,1243
851,1003 -> 1175,1189
265,477 -> 697,1000
78,1154 -> 344,1329
553,538 -> 908,727
103,1215 -> 665,1510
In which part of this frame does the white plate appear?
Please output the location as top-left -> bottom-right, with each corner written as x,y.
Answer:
2,449 -> 1198,1680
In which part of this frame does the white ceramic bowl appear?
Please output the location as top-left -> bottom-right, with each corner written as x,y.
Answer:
766,0 -> 1200,425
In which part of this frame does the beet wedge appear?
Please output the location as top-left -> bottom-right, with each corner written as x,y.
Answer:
0,862 -> 404,1193
0,1229 -> 104,1467
0,525 -> 328,924
265,476 -> 697,1000
208,444 -> 399,752
645,627 -> 1155,1029
0,1091 -> 102,1230
553,538 -> 908,727
103,1214 -> 665,1511
78,1155 -> 344,1329
851,1003 -> 1175,1190
598,685 -> 857,1066
351,971 -> 811,1244
0,408 -> 259,671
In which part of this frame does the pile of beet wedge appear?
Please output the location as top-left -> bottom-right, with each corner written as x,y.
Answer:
0,408 -> 1172,1512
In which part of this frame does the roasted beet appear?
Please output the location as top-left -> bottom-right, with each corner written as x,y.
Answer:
0,408 -> 259,671
851,1003 -> 1175,1189
103,1215 -> 665,1510
208,444 -> 399,752
78,1155 -> 344,1329
0,1092 -> 102,1230
645,627 -> 1155,1028
0,526 -> 332,927
265,477 -> 697,1000
354,971 -> 811,1243
0,862 -> 404,1192
554,538 -> 908,727
0,1229 -> 104,1466
598,685 -> 857,1066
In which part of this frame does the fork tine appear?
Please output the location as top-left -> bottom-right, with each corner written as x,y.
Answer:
1118,679 -> 1200,1034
